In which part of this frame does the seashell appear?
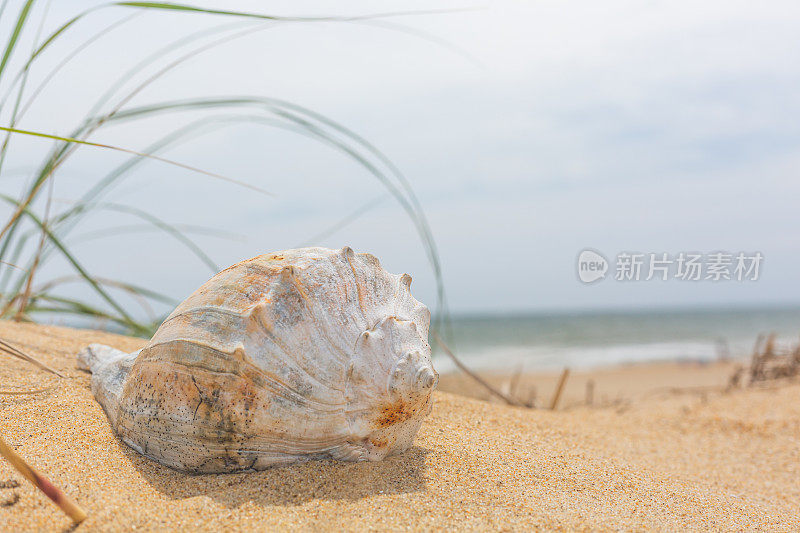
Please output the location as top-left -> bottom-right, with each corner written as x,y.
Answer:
77,247 -> 437,473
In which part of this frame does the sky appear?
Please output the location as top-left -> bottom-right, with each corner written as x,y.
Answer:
2,0 -> 800,320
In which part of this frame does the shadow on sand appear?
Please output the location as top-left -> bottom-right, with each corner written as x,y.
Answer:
123,443 -> 431,508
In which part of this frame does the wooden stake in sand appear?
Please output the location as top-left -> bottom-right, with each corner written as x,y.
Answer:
0,435 -> 87,524
549,368 -> 570,410
585,379 -> 594,406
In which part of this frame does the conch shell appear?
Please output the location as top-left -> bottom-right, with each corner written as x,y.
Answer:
78,247 -> 437,473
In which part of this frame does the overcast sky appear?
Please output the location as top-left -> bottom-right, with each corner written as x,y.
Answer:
2,0 -> 800,318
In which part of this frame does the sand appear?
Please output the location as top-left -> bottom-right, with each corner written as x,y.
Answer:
438,359 -> 744,409
0,320 -> 798,532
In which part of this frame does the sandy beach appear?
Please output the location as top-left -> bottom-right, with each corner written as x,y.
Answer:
1,320 -> 798,531
437,359 -> 744,409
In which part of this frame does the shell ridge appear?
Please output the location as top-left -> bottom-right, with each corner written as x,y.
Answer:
342,249 -> 370,328
247,307 -> 346,399
392,274 -> 412,318
342,358 -> 360,451
158,305 -> 250,328
331,263 -> 369,334
343,317 -> 403,422
281,267 -> 352,366
363,321 -> 394,377
138,340 -> 343,410
367,316 -> 416,375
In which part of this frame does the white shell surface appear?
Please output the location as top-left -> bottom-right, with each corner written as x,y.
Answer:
78,247 -> 437,473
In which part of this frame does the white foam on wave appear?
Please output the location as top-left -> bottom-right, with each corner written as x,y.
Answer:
433,340 -> 752,374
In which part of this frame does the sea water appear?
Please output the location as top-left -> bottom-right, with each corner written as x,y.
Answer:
433,306 -> 800,372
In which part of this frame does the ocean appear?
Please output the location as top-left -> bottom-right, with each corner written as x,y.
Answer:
433,306 -> 800,373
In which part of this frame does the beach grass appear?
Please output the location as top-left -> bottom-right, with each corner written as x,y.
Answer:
0,1 -> 451,337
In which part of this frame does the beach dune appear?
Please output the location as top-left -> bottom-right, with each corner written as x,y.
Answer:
0,321 -> 798,531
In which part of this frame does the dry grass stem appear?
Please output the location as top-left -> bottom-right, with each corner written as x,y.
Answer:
0,434 -> 87,524
432,330 -> 527,407
0,337 -> 63,377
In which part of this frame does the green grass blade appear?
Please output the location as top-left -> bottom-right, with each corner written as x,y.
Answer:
0,126 -> 271,195
36,276 -> 178,307
27,295 -> 148,333
83,201 -> 219,272
0,7 -> 111,106
113,2 -> 469,22
0,226 -> 32,297
100,23 -> 273,120
0,1 -> 10,22
87,19 -> 251,118
14,13 -> 141,121
114,2 -> 283,20
350,18 -> 483,68
0,0 -> 35,82
71,223 -> 245,243
0,193 -> 141,331
26,11 -> 87,65
0,0 -> 52,176
27,302 -> 123,324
